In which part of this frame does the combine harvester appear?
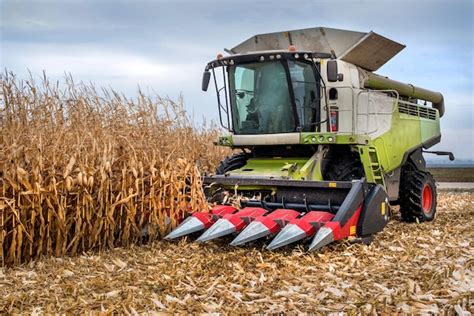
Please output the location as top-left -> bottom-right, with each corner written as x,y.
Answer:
166,27 -> 453,251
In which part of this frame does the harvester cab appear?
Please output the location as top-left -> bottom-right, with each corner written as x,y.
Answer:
167,27 -> 452,251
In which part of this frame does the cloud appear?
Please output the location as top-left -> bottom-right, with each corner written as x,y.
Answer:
26,51 -> 168,78
3,42 -> 203,86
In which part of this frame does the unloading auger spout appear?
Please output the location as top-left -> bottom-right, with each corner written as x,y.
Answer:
362,71 -> 445,117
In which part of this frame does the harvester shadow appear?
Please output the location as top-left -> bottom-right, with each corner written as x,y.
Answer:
164,231 -> 371,254
188,234 -> 313,254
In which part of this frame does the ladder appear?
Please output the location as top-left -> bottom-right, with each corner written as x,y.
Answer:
358,146 -> 385,186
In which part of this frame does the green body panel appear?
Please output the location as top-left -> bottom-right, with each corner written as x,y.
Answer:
368,111 -> 440,174
300,133 -> 370,145
219,133 -> 369,148
229,157 -> 310,179
226,155 -> 328,190
218,135 -> 233,146
299,150 -> 324,181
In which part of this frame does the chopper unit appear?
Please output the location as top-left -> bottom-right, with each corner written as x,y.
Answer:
166,27 -> 454,251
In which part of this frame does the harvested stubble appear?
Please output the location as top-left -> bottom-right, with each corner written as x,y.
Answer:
1,73 -> 227,265
0,191 -> 472,314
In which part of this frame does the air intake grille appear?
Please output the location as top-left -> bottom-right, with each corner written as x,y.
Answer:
398,103 -> 437,120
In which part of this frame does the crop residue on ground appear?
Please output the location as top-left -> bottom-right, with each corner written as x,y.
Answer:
0,191 -> 472,314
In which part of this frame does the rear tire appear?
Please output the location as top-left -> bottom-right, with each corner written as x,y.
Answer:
215,153 -> 248,175
399,169 -> 437,222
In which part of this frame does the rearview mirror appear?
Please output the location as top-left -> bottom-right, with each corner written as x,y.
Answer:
327,60 -> 338,82
327,60 -> 344,82
202,71 -> 211,91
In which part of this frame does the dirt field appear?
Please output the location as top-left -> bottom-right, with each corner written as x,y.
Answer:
0,191 -> 473,314
429,168 -> 474,182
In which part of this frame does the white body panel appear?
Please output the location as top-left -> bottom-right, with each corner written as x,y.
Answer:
233,133 -> 300,145
320,59 -> 395,139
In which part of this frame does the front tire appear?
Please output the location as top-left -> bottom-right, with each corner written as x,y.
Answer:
215,153 -> 248,175
399,169 -> 437,222
324,151 -> 364,181
209,153 -> 248,204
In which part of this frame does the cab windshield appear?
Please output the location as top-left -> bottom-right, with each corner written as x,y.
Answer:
229,60 -> 319,134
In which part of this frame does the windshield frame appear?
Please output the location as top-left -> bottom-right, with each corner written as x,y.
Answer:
228,59 -> 301,135
286,59 -> 322,132
206,51 -> 326,134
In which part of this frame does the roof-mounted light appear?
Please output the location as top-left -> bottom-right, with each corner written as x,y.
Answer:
288,45 -> 297,52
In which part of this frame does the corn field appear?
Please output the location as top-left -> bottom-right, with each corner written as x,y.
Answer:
0,72 -> 227,266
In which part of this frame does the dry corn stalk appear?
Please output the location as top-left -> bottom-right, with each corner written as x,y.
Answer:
0,71 -> 230,265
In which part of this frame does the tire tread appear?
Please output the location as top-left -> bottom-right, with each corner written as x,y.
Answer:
399,167 -> 437,222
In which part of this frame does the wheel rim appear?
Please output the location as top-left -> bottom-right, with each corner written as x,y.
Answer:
422,184 -> 433,214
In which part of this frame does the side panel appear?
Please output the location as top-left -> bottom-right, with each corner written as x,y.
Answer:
356,91 -> 394,138
373,110 -> 440,172
420,117 -> 441,145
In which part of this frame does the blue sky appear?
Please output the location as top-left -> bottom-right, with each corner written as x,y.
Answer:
1,0 -> 473,160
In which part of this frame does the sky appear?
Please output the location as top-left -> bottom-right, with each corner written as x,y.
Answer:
1,0 -> 473,160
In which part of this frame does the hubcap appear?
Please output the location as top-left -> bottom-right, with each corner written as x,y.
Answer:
422,184 -> 433,214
